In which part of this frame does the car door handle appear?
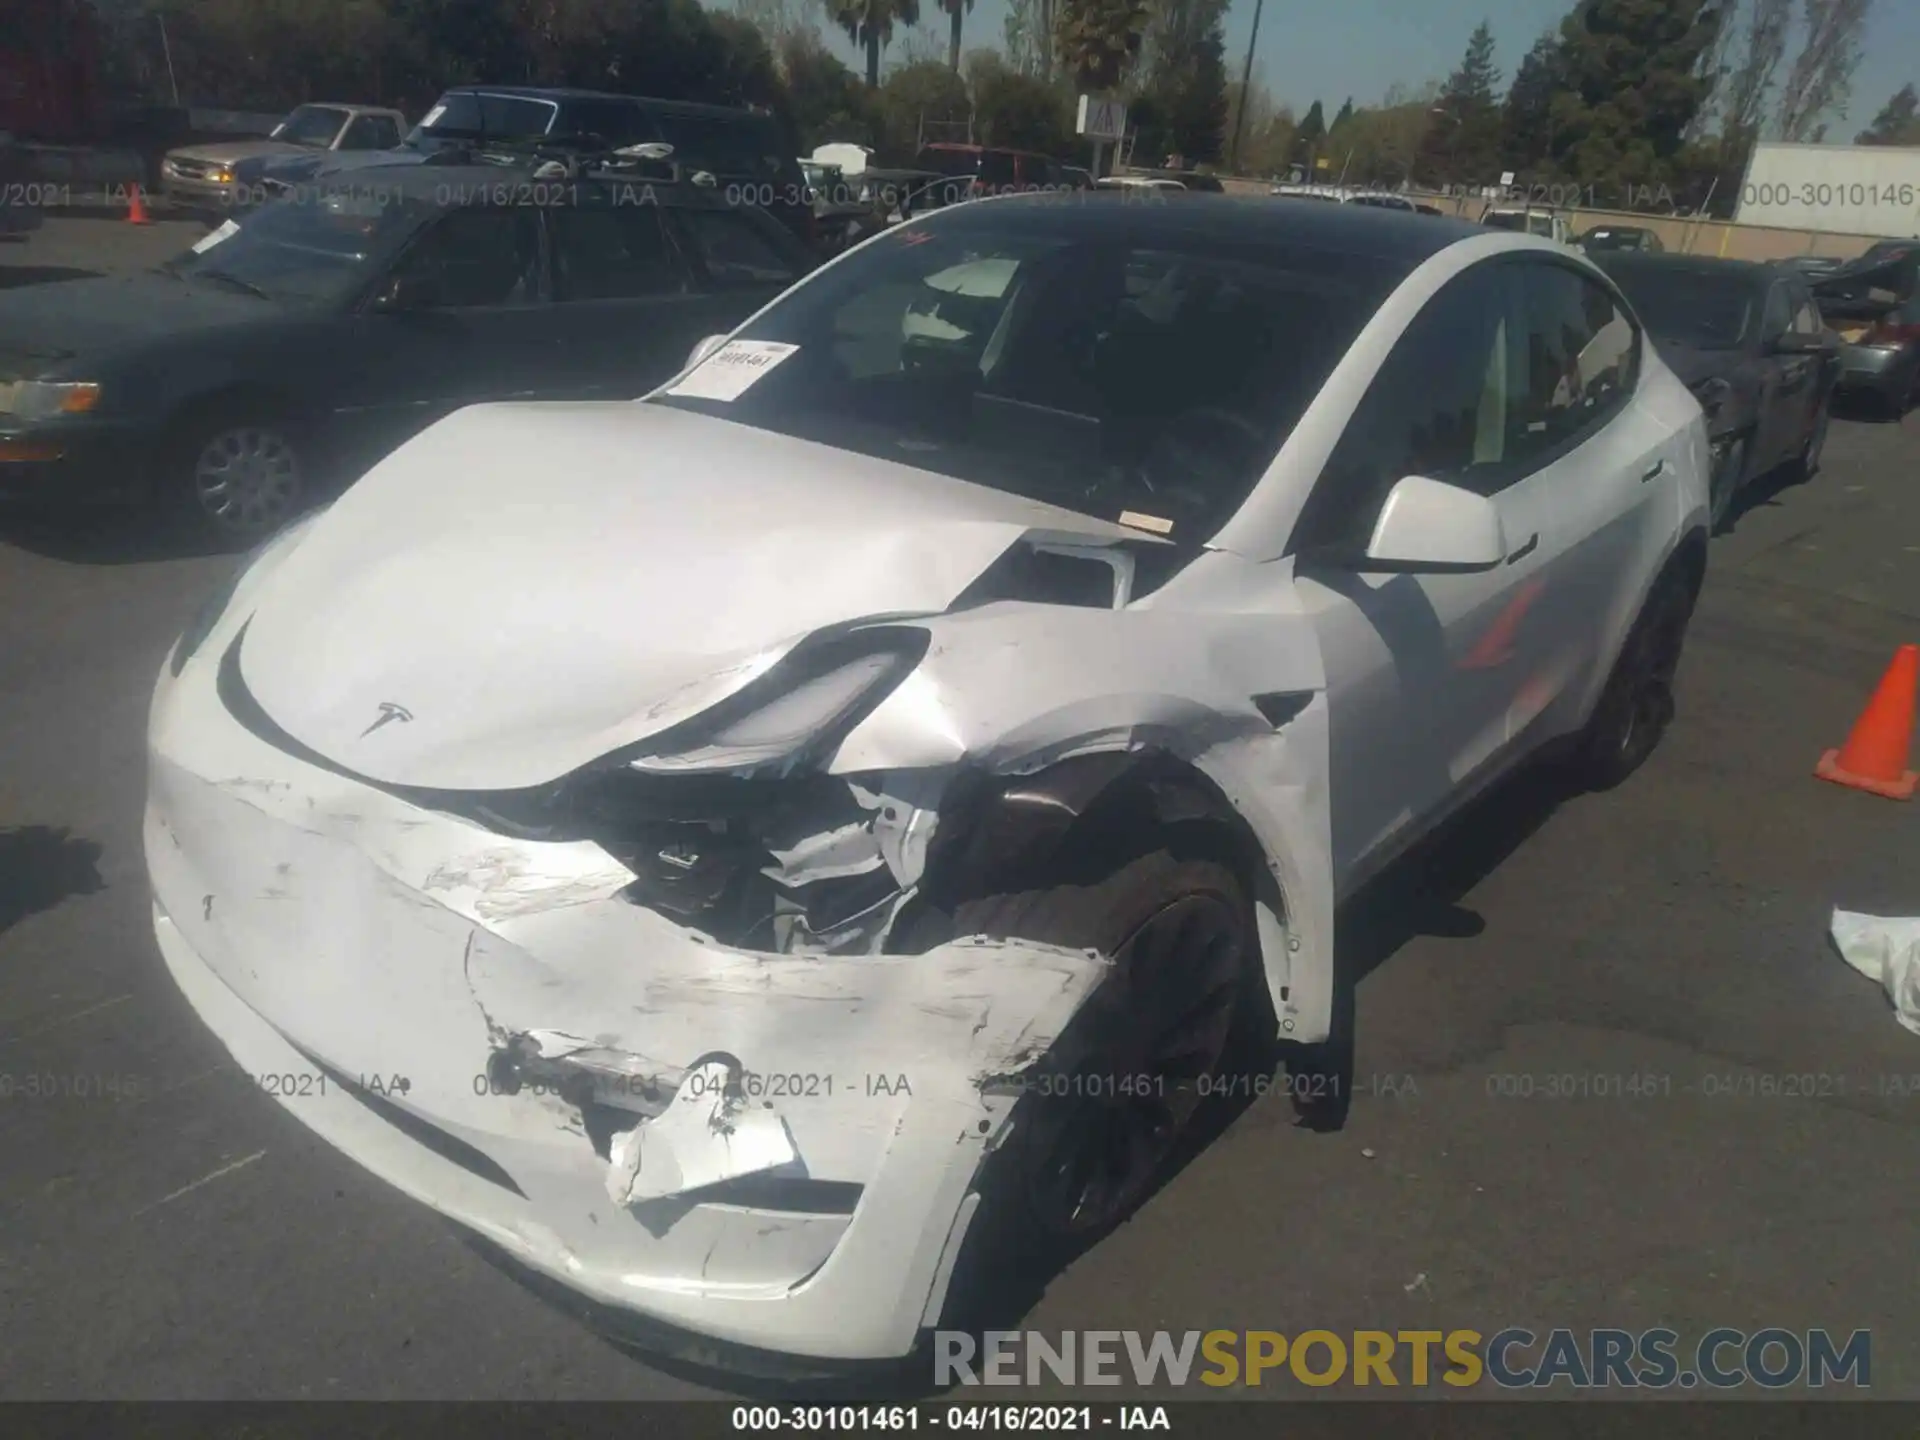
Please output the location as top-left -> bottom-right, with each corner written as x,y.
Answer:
1506,533 -> 1539,564
1641,460 -> 1670,484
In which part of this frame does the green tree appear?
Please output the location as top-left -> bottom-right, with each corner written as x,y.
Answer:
1331,96 -> 1354,130
937,0 -> 971,70
1415,19 -> 1500,188
1053,0 -> 1147,92
1133,0 -> 1228,163
969,48 -> 1073,149
825,0 -> 921,87
779,28 -> 877,150
1501,29 -> 1561,174
874,56 -> 968,157
1546,0 -> 1723,199
1296,97 -> 1325,145
1775,0 -> 1872,143
1857,83 -> 1920,145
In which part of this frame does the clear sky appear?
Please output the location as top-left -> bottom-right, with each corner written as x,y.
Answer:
805,0 -> 1920,138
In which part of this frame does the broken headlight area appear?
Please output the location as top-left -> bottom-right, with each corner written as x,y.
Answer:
569,767 -> 928,954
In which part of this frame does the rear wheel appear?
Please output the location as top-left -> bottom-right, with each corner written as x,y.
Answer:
927,841 -> 1255,1319
1569,567 -> 1696,791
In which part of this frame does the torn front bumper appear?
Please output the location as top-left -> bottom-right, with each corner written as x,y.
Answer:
144,650 -> 1110,1362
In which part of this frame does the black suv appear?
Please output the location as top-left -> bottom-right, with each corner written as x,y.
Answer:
411,88 -> 813,247
0,144 -> 816,543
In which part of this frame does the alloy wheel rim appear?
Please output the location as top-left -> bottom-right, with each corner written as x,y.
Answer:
1024,892 -> 1245,1237
194,426 -> 301,536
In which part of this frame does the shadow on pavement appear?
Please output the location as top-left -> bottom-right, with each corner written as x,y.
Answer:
0,507 -> 235,565
0,265 -> 102,290
1286,756 -> 1574,1133
1718,455 -> 1819,535
1831,389 -> 1914,425
0,826 -> 106,937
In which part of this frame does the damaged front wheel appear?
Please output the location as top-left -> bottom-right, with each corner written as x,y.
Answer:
925,843 -> 1255,1325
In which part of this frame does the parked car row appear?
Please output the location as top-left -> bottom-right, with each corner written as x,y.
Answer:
1,143 -> 814,541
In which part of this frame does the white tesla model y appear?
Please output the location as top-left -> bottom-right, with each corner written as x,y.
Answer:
145,192 -> 1710,1368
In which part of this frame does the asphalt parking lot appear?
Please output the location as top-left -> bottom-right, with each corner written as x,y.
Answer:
3,216 -> 1920,1402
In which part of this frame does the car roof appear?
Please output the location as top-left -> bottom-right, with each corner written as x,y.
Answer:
1594,252 -> 1774,284
930,191 -> 1484,265
434,85 -> 768,123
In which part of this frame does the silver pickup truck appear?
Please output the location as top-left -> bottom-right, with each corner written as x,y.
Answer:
161,104 -> 408,209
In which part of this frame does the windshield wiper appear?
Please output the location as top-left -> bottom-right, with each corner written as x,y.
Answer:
191,269 -> 273,300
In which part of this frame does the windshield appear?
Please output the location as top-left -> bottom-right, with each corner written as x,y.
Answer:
1582,230 -> 1645,250
652,112 -> 786,177
273,105 -> 351,149
166,188 -> 425,306
648,215 -> 1398,542
1608,266 -> 1755,348
412,92 -> 558,143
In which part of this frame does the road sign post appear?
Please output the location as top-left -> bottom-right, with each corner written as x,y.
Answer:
1077,95 -> 1127,180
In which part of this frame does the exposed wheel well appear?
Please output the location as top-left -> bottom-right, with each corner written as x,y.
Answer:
907,748 -> 1286,978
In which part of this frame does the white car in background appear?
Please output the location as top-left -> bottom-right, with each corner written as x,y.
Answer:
146,192 -> 1709,1368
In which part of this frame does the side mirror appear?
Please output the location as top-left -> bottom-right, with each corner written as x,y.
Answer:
1350,476 -> 1508,574
369,271 -> 438,313
685,333 -> 730,370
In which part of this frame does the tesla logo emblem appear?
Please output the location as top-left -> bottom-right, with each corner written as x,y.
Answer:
360,702 -> 413,738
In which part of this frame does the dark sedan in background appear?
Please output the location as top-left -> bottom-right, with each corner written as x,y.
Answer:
1576,224 -> 1664,254
1809,240 -> 1920,416
1597,252 -> 1839,529
0,153 -> 813,543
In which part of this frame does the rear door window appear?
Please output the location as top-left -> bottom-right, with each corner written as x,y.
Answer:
339,115 -> 397,151
387,208 -> 544,308
550,204 -> 689,301
670,207 -> 808,288
978,151 -> 1018,190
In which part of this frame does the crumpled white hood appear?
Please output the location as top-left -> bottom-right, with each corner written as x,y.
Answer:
237,400 -> 1147,791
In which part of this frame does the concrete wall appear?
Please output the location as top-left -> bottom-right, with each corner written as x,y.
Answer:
1214,176 -> 1891,263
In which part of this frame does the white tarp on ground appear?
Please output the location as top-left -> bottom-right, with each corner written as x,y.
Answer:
1832,909 -> 1920,1037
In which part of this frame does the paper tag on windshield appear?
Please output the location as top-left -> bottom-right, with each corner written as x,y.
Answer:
665,340 -> 799,402
191,219 -> 240,254
1119,511 -> 1175,536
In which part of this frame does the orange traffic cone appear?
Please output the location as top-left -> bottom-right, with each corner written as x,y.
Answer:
125,183 -> 151,225
1816,643 -> 1918,800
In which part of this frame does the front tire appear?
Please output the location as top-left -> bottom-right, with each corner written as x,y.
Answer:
926,840 -> 1256,1322
173,412 -> 307,545
1569,567 -> 1696,791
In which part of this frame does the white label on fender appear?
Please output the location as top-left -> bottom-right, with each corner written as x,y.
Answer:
664,340 -> 799,401
192,219 -> 240,253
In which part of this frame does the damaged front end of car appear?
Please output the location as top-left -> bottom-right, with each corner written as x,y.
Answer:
146,507 -> 1336,1364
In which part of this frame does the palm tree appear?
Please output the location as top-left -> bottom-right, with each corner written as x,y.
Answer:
826,0 -> 922,87
1053,0 -> 1146,93
940,0 -> 973,71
